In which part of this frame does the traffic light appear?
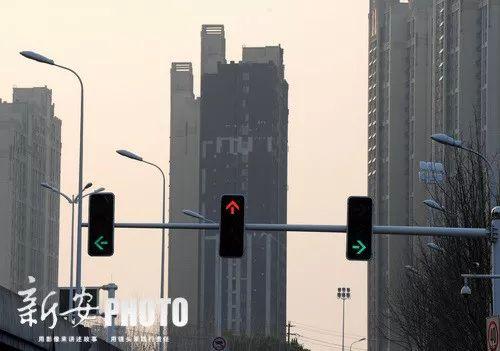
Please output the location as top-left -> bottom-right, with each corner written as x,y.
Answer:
88,193 -> 115,257
346,196 -> 372,261
219,194 -> 245,258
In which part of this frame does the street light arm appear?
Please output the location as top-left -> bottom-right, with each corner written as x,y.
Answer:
142,160 -> 166,185
182,209 -> 216,223
350,337 -> 366,351
460,145 -> 497,186
54,64 -> 84,94
58,190 -> 73,204
78,187 -> 106,201
40,183 -> 72,203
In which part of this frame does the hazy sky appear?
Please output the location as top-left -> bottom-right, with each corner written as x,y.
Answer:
1,1 -> 369,349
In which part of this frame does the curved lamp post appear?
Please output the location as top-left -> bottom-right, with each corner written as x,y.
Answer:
116,149 -> 166,350
22,50 -> 86,297
431,133 -> 498,204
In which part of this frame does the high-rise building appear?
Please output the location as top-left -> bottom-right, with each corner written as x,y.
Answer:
199,47 -> 288,339
167,25 -> 288,348
167,62 -> 201,348
0,86 -> 61,298
368,1 -> 500,350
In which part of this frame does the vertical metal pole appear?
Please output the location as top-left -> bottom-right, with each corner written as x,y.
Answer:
342,298 -> 345,351
216,251 -> 222,337
159,172 -> 166,351
72,69 -> 84,298
69,197 -> 75,319
103,283 -> 118,342
492,209 -> 500,315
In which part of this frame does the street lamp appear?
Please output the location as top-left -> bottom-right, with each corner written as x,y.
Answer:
430,133 -> 463,148
182,209 -> 216,223
423,199 -> 445,212
337,287 -> 351,351
116,149 -> 166,350
350,337 -> 366,351
427,242 -> 445,253
461,278 -> 472,296
40,182 -> 104,318
431,133 -> 498,203
22,50 -> 87,298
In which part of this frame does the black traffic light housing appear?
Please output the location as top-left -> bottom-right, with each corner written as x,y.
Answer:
88,192 -> 115,257
346,196 -> 372,261
219,194 -> 245,258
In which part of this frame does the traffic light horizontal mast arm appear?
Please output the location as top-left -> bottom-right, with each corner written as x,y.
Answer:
81,222 -> 489,238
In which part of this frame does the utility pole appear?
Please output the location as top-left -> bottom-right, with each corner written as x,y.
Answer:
287,321 -> 292,346
286,322 -> 298,351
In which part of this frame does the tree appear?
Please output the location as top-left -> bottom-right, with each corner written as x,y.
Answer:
381,128 -> 498,351
224,333 -> 310,351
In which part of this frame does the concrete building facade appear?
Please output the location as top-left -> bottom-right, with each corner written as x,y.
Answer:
367,1 -> 500,350
0,87 -> 61,299
167,62 -> 201,349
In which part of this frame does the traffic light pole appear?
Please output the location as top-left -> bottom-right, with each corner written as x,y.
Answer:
491,208 -> 500,315
82,217 -> 497,315
82,222 -> 489,238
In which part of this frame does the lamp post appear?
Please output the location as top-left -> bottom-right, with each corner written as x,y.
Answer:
40,182 -> 104,317
350,337 -> 366,351
337,287 -> 351,351
116,149 -> 166,350
21,50 -> 86,298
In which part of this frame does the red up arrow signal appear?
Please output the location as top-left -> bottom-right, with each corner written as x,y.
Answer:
225,200 -> 240,215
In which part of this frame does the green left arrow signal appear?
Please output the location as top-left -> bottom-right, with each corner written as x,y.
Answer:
94,235 -> 109,251
352,240 -> 366,255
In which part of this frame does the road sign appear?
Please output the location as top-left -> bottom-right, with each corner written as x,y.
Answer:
58,287 -> 100,316
212,336 -> 227,351
88,193 -> 115,256
487,316 -> 500,351
346,196 -> 373,261
220,194 -> 245,258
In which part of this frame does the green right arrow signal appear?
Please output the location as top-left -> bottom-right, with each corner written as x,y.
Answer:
94,235 -> 109,251
352,240 -> 366,255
